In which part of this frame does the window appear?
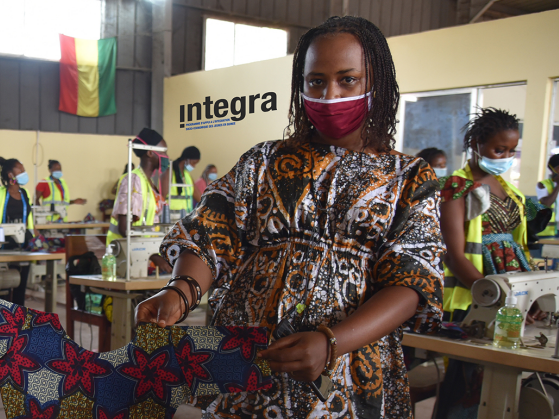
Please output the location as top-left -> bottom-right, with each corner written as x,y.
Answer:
0,0 -> 101,61
397,83 -> 527,186
548,80 -> 559,156
204,18 -> 287,71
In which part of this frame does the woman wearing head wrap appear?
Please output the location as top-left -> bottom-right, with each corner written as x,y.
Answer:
35,159 -> 87,222
169,146 -> 201,217
107,128 -> 172,273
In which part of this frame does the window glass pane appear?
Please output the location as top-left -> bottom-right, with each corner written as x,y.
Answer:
0,0 -> 101,61
401,93 -> 472,175
234,24 -> 287,66
205,18 -> 235,71
550,80 -> 559,156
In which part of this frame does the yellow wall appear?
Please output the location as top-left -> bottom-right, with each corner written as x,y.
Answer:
164,9 -> 559,194
0,130 -> 139,221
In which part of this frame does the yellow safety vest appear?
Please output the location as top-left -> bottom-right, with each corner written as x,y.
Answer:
169,169 -> 194,214
443,164 -> 529,314
0,186 -> 34,231
537,178 -> 556,237
40,178 -> 70,222
107,167 -> 157,246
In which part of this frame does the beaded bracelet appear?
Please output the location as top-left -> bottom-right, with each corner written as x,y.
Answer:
168,276 -> 202,311
317,324 -> 338,376
160,285 -> 189,323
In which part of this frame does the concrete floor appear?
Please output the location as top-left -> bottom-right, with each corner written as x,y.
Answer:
0,287 -> 438,419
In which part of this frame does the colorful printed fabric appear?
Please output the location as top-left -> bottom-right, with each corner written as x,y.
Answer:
482,233 -> 531,275
0,299 -> 272,418
439,175 -> 479,202
160,140 -> 444,418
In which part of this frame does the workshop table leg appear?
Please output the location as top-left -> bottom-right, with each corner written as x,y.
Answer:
478,364 -> 522,419
110,294 -> 133,350
44,260 -> 57,313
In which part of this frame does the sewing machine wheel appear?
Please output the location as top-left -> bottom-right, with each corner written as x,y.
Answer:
471,278 -> 501,307
521,373 -> 559,418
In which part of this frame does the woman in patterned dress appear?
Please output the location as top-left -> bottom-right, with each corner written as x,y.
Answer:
136,16 -> 444,419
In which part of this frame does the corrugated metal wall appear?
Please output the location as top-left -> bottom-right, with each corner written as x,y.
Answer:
0,0 -> 152,136
171,0 -> 458,75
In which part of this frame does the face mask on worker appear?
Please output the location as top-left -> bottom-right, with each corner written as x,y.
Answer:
208,173 -> 218,181
15,172 -> 29,186
301,92 -> 372,139
476,145 -> 514,176
185,163 -> 195,172
51,171 -> 63,179
155,153 -> 170,173
433,167 -> 448,178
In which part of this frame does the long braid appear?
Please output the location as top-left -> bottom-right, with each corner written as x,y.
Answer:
463,107 -> 520,151
286,16 -> 400,152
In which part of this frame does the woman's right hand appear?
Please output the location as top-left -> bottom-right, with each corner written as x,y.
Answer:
135,289 -> 184,327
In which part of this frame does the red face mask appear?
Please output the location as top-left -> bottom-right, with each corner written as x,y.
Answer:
302,92 -> 372,139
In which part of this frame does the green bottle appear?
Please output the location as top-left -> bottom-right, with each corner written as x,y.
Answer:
493,290 -> 523,349
101,246 -> 116,281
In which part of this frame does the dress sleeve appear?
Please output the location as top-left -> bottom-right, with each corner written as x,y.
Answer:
160,145 -> 263,285
372,159 -> 444,334
439,175 -> 479,202
111,173 -> 144,219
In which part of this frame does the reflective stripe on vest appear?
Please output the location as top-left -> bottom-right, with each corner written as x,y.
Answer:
538,178 -> 556,236
41,178 -> 70,222
106,167 -> 157,246
0,187 -> 34,231
443,164 -> 529,314
169,170 -> 194,213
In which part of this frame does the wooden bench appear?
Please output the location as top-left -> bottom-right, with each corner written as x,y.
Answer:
65,235 -> 111,352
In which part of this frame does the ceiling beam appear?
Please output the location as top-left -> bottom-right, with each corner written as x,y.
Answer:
470,0 -> 499,23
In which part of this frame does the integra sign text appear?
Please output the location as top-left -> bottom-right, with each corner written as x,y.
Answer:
179,92 -> 277,128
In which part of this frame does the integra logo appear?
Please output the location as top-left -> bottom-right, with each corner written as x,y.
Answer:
179,92 -> 277,128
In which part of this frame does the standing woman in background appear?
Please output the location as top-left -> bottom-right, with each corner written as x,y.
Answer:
438,107 -> 547,419
416,148 -> 447,178
0,158 -> 34,305
194,164 -> 218,196
169,146 -> 202,216
35,159 -> 87,222
136,16 -> 443,419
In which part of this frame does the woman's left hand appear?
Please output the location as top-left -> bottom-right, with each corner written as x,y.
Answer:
258,331 -> 329,382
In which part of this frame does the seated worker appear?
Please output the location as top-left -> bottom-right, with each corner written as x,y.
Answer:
107,128 -> 171,273
169,146 -> 201,216
536,153 -> 559,238
35,159 -> 87,222
194,164 -> 218,196
0,157 -> 34,306
437,107 -> 547,419
416,147 -> 447,178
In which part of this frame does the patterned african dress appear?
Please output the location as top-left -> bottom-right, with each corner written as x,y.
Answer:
160,140 -> 444,419
440,177 -> 532,276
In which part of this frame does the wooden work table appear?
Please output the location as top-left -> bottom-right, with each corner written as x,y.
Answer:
69,274 -> 169,350
35,222 -> 109,230
403,329 -> 559,418
0,250 -> 65,312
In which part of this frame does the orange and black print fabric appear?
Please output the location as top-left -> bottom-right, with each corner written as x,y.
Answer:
160,140 -> 444,418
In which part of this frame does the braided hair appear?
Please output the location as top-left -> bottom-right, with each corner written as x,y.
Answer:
416,148 -> 446,167
0,157 -> 19,187
463,107 -> 520,152
286,16 -> 399,152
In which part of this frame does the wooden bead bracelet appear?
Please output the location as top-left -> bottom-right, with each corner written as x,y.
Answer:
317,324 -> 338,376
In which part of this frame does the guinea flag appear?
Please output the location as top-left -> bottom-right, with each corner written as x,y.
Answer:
59,34 -> 117,117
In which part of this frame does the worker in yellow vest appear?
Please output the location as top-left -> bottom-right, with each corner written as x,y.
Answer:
536,154 -> 559,237
437,108 -> 549,419
169,146 -> 202,217
107,128 -> 172,273
35,160 -> 87,222
0,157 -> 35,306
439,108 -> 548,323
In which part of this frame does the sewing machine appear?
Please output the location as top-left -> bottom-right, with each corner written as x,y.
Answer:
0,223 -> 26,245
462,270 -> 558,338
109,237 -> 162,279
33,205 -> 68,225
0,223 -> 26,293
